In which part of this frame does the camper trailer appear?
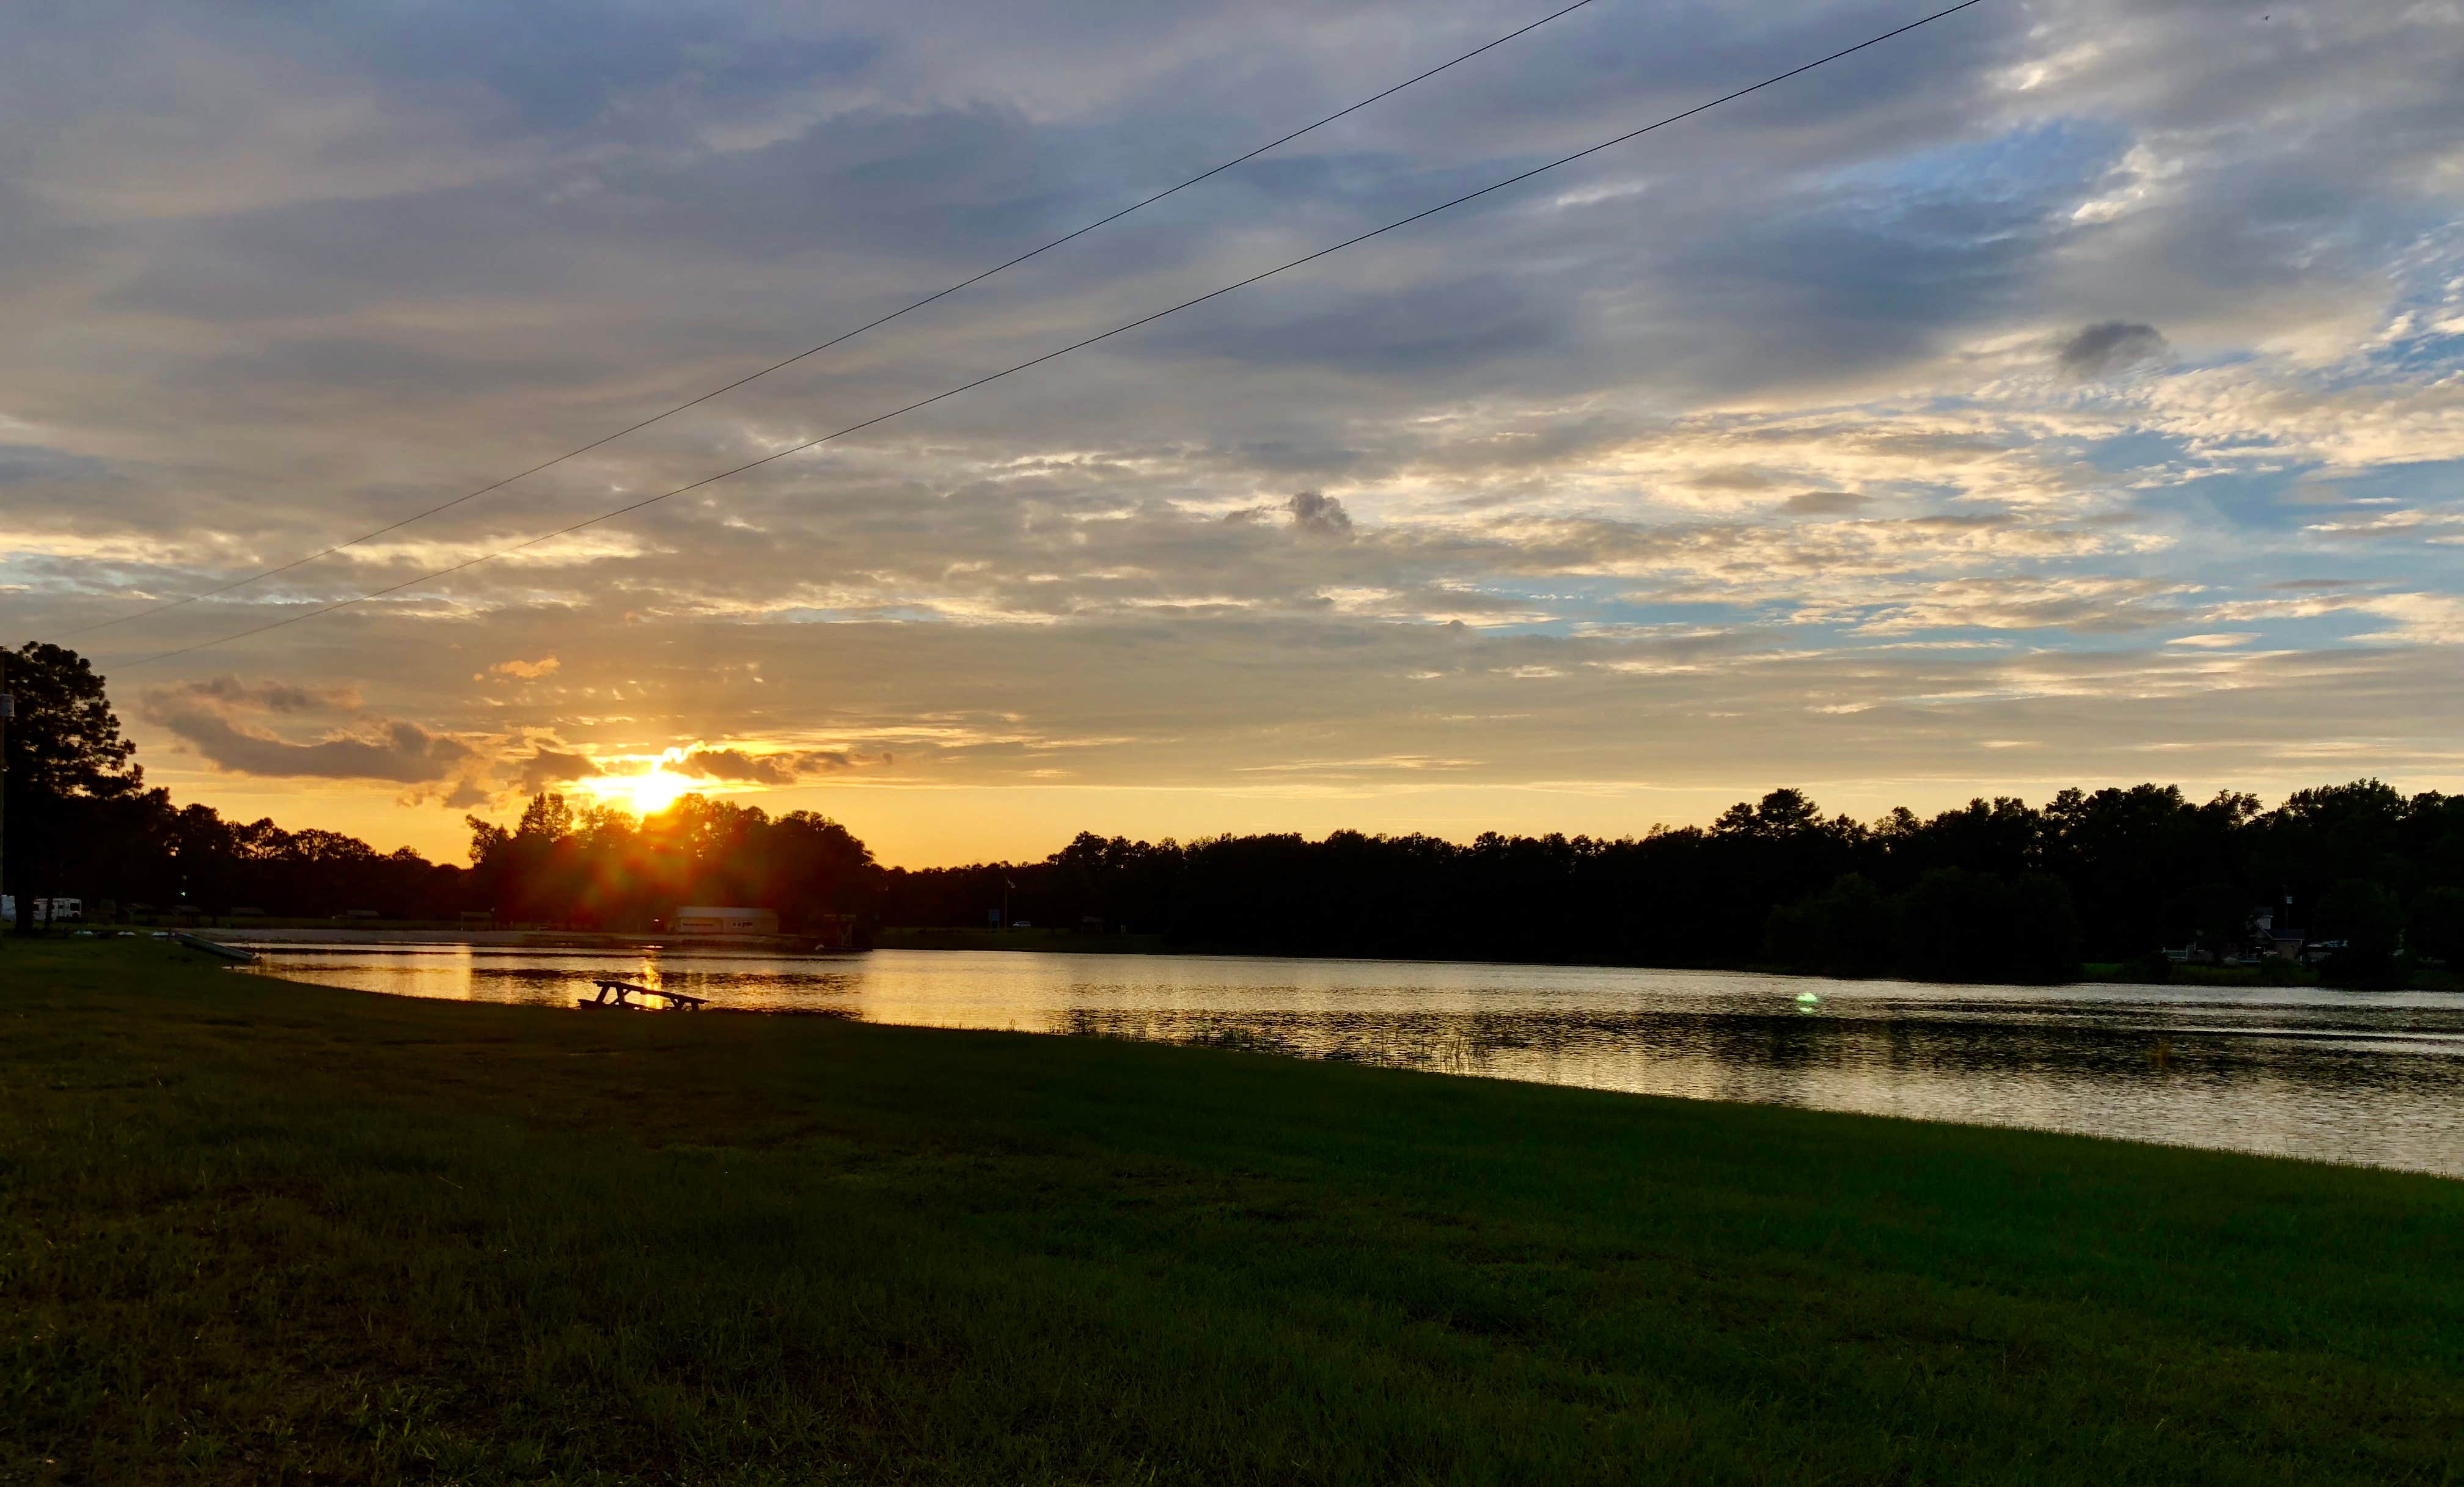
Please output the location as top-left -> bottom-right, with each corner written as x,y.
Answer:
1,896 -> 81,925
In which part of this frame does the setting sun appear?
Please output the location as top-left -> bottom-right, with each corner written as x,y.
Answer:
587,767 -> 694,817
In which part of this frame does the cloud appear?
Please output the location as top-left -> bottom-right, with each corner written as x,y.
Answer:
675,747 -> 796,786
2348,594 -> 2464,646
1225,489 -> 1355,539
794,748 -> 893,773
152,709 -> 475,783
1845,577 -> 2196,637
1780,492 -> 1871,517
516,747 -> 601,792
1286,490 -> 1353,538
152,675 -> 354,714
9,0 -> 2464,861
138,674 -> 474,783
674,747 -> 892,785
0,444 -> 108,487
2056,321 -> 2171,379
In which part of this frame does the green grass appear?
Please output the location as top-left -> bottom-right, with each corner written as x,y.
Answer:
2,941 -> 2459,1485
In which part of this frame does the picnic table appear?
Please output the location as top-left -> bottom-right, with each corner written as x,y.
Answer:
579,978 -> 708,1010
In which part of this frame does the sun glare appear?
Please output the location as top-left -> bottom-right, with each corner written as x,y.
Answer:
591,768 -> 693,817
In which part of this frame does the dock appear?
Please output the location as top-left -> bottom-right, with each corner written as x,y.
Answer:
170,931 -> 258,963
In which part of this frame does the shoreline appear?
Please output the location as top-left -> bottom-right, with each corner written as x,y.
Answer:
29,920 -> 2446,990
194,924 -> 2402,990
201,924 -> 851,955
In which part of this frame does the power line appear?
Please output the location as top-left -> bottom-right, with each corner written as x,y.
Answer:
61,0 -> 1607,638
118,0 -> 1990,670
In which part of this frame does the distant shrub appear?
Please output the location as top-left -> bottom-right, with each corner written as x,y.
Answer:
2118,952 -> 2173,985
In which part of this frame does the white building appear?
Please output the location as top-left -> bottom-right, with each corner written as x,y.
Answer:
1,896 -> 81,924
673,905 -> 779,937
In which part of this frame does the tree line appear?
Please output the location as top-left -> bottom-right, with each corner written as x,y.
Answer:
1,643 -> 874,931
462,791 -> 873,931
883,784 -> 2464,985
8,641 -> 2461,984
1,644 -> 473,924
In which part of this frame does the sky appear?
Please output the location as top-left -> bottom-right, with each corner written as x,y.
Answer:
3,0 -> 2462,867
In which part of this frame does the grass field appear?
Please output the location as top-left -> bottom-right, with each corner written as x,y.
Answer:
2,940 -> 2460,1485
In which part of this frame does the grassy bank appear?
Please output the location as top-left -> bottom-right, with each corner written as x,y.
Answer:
2,942 -> 2459,1485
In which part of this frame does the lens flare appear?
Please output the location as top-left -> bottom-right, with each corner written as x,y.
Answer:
587,768 -> 692,816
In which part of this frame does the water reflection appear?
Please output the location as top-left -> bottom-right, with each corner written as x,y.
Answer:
235,945 -> 2464,1178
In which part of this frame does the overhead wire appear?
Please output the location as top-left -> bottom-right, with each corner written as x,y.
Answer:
60,0 -> 1606,638
116,0 -> 1990,670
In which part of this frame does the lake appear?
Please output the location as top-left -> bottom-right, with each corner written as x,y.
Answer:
236,944 -> 2464,1178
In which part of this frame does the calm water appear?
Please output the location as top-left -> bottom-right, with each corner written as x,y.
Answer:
237,944 -> 2464,1178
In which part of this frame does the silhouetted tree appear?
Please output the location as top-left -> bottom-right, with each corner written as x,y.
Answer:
2314,879 -> 2405,988
1762,874 -> 1895,978
460,792 -> 875,933
2409,886 -> 2464,966
4,642 -> 150,931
